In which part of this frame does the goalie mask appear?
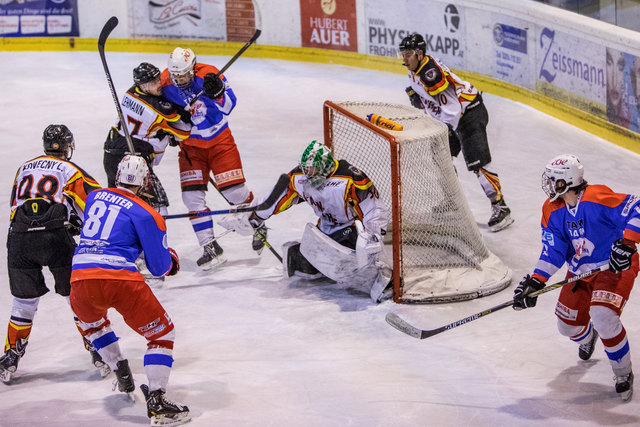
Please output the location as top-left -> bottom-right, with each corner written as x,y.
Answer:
116,155 -> 149,188
541,154 -> 584,201
168,47 -> 196,89
43,124 -> 74,160
300,140 -> 336,189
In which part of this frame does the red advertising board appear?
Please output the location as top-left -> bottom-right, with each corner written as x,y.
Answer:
300,0 -> 357,52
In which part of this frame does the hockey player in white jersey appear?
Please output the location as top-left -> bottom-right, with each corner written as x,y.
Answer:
103,62 -> 191,215
247,140 -> 392,302
0,124 -> 106,383
399,33 -> 513,232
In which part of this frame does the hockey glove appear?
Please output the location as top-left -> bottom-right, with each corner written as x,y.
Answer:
167,248 -> 180,276
68,212 -> 83,236
513,275 -> 545,310
609,238 -> 637,273
405,86 -> 424,109
203,73 -> 225,99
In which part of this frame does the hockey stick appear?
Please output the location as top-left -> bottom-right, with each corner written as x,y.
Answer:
185,29 -> 261,108
98,16 -> 137,155
386,265 -> 609,339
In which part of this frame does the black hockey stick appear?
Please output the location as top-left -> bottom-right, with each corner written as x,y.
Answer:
98,16 -> 137,155
386,265 -> 609,339
185,29 -> 261,108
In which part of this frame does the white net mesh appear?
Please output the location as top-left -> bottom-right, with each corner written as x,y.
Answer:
325,101 -> 511,303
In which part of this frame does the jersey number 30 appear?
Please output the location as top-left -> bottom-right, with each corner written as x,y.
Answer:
84,201 -> 121,239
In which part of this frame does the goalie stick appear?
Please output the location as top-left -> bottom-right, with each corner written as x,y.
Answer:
386,265 -> 609,339
98,16 -> 137,155
162,174 -> 290,219
185,29 -> 261,108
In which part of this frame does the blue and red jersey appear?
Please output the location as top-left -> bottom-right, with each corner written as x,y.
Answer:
161,63 -> 237,148
533,184 -> 640,281
71,188 -> 172,282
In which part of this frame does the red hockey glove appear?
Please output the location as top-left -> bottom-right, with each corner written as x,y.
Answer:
167,248 -> 180,276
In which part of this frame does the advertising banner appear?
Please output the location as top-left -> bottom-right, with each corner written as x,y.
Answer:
299,0 -> 358,52
605,48 -> 640,132
364,0 -> 465,69
536,27 -> 606,115
491,19 -> 528,86
0,0 -> 78,37
129,0 -> 226,40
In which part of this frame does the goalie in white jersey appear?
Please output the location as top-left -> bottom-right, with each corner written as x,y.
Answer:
250,140 -> 392,302
399,33 -> 513,232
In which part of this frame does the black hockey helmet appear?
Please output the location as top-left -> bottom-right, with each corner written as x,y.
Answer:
43,124 -> 74,160
399,33 -> 426,55
133,62 -> 161,85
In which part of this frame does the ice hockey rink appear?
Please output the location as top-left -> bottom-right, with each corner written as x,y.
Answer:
0,50 -> 639,426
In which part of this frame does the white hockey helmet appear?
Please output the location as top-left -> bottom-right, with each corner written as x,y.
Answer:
116,155 -> 149,188
168,47 -> 196,89
541,154 -> 584,201
300,140 -> 335,189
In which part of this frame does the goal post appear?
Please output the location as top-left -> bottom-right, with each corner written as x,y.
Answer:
323,100 -> 512,303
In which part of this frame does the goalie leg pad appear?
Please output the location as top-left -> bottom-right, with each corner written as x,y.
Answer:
299,223 -> 359,281
282,241 -> 322,279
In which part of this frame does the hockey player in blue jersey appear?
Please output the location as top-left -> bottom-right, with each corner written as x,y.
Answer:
69,155 -> 190,425
513,154 -> 640,401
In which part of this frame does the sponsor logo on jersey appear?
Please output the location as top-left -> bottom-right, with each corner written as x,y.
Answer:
555,301 -> 577,321
180,169 -> 203,183
592,290 -> 624,308
622,194 -> 640,216
139,317 -> 161,333
542,230 -> 555,246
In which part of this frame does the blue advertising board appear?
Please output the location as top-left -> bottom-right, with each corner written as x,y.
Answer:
0,0 -> 79,37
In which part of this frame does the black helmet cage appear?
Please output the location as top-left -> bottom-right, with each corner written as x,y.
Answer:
133,62 -> 161,85
43,124 -> 74,160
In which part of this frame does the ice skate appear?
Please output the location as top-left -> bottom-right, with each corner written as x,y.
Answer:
0,339 -> 27,384
488,198 -> 514,232
83,337 -> 111,378
615,371 -> 634,402
113,359 -> 135,399
252,223 -> 268,254
196,240 -> 226,271
578,327 -> 598,361
141,384 -> 191,426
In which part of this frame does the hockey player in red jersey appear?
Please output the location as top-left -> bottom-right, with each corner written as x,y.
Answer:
70,155 -> 189,425
0,125 -> 105,384
513,154 -> 639,401
399,33 -> 513,232
247,140 -> 392,302
161,47 -> 265,270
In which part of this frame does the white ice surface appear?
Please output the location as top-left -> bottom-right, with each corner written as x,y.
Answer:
0,51 -> 639,426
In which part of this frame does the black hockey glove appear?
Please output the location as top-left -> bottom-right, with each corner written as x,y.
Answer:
405,86 -> 424,109
513,275 -> 545,310
68,212 -> 83,236
203,73 -> 225,99
609,238 -> 637,273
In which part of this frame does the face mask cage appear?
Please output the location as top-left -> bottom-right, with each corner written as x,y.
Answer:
541,171 -> 568,201
170,70 -> 194,89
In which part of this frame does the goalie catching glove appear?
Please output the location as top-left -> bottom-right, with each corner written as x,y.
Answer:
203,72 -> 225,99
609,238 -> 636,274
512,275 -> 545,310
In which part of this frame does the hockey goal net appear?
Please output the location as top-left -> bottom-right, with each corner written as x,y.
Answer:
323,101 -> 511,303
